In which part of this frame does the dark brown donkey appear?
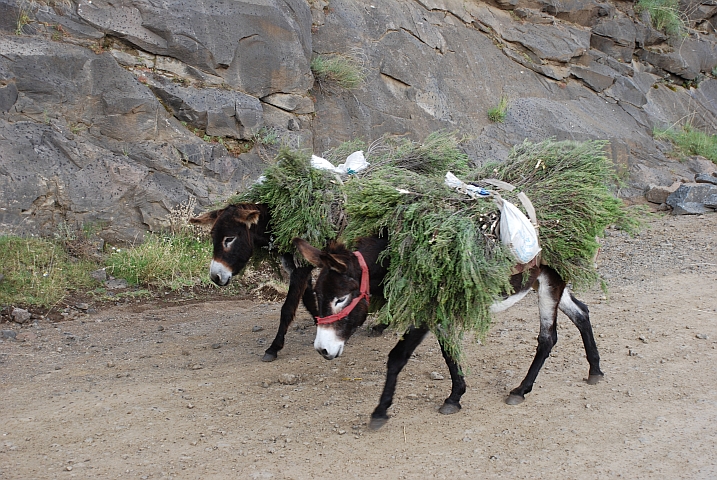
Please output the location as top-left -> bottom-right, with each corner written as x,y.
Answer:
294,236 -> 604,430
190,204 -> 319,362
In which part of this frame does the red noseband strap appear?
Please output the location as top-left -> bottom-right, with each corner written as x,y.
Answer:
316,251 -> 370,325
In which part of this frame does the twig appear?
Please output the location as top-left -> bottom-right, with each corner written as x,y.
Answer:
403,424 -> 407,443
690,263 -> 716,266
694,309 -> 716,315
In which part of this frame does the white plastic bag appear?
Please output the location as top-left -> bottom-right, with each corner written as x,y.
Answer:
335,150 -> 368,175
498,199 -> 541,264
310,155 -> 336,171
311,151 -> 369,175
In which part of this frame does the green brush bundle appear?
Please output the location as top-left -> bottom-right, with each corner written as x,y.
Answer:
342,138 -> 637,359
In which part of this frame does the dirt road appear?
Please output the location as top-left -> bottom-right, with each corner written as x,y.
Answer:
2,213 -> 716,479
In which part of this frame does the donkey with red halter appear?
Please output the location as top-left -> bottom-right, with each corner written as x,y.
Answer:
294,236 -> 604,430
190,204 -> 319,362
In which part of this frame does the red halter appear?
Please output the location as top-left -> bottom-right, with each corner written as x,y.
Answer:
315,251 -> 370,325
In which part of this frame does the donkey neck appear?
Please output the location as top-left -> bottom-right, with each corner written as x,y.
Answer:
355,236 -> 389,297
250,203 -> 273,249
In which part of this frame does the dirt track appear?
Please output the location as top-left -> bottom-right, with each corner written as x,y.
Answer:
2,213 -> 716,479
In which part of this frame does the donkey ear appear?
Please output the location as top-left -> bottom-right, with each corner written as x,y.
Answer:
189,209 -> 221,225
293,238 -> 325,268
233,207 -> 261,226
322,252 -> 348,273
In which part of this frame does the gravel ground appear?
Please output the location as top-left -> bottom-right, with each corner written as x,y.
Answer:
1,212 -> 716,479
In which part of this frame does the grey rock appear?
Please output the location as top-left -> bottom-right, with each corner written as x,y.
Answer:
11,307 -> 31,324
1,330 -> 16,340
90,269 -> 108,282
591,13 -> 637,61
278,373 -> 298,385
252,326 -> 264,332
666,183 -> 717,214
638,38 -> 717,80
645,182 -> 682,204
148,79 -> 264,139
105,278 -> 129,290
76,0 -> 313,97
606,76 -> 648,107
695,173 -> 717,186
570,62 -> 617,92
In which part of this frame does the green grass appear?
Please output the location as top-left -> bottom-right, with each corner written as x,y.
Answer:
487,96 -> 509,123
654,124 -> 717,164
0,236 -> 101,308
105,232 -> 213,290
635,0 -> 685,36
310,54 -> 366,90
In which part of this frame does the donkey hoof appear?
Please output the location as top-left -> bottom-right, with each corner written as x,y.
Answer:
586,374 -> 604,385
261,352 -> 278,362
368,416 -> 388,430
505,394 -> 525,405
438,402 -> 461,415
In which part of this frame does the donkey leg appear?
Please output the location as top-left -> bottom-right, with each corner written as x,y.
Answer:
507,272 -> 562,405
437,342 -> 467,415
369,327 -> 430,430
559,289 -> 604,384
301,271 -> 319,320
263,265 -> 313,362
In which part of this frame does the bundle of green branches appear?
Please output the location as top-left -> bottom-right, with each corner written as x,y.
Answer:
471,139 -> 638,290
238,148 -> 345,253
235,131 -> 471,255
342,138 -> 636,360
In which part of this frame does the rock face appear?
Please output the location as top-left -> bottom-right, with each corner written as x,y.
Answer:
1,0 -> 716,242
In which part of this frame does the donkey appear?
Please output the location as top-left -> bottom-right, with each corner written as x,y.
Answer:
293,236 -> 604,430
190,203 -> 319,362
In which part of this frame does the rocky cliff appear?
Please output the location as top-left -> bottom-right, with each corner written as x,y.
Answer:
1,0 -> 716,242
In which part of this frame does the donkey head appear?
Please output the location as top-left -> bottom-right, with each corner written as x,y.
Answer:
294,238 -> 371,360
190,204 -> 263,286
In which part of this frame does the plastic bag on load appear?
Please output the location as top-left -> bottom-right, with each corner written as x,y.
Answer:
444,171 -> 490,198
310,155 -> 336,171
311,151 -> 369,175
498,199 -> 541,264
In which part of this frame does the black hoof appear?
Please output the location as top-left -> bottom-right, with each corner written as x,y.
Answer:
261,351 -> 278,362
368,416 -> 388,430
505,394 -> 525,405
586,374 -> 604,385
438,401 -> 461,415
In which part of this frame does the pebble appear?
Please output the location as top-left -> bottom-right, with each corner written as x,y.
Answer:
430,371 -> 444,380
1,330 -> 17,340
278,373 -> 298,385
695,334 -> 708,340
406,393 -> 419,400
212,343 -> 222,349
252,326 -> 264,332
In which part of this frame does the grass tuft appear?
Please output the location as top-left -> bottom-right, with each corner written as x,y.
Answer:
635,0 -> 685,36
0,236 -> 100,308
311,53 -> 366,90
654,124 -> 717,164
105,232 -> 213,290
487,95 -> 509,123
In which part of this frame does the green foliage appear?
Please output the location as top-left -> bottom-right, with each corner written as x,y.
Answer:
105,232 -> 213,290
654,124 -> 717,164
311,54 -> 366,90
635,0 -> 685,36
0,236 -> 100,308
239,148 -> 345,252
487,96 -> 509,123
472,139 -> 639,290
341,138 -> 638,360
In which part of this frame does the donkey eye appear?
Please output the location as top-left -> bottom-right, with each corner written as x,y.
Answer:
337,295 -> 349,304
223,237 -> 236,249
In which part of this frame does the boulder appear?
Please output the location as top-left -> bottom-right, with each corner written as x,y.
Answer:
696,173 -> 717,185
645,181 -> 682,204
591,13 -> 637,61
666,183 -> 717,214
76,0 -> 313,97
148,79 -> 264,140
